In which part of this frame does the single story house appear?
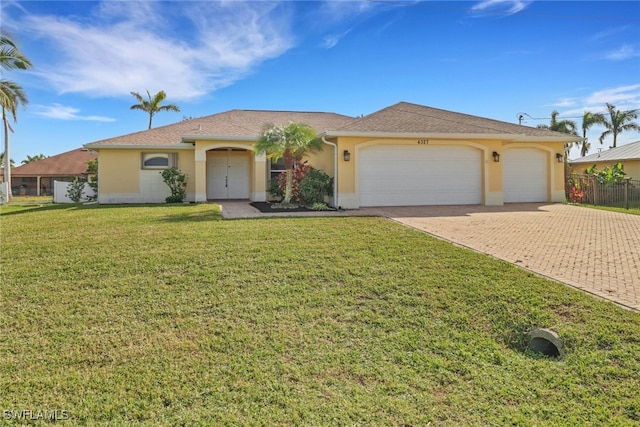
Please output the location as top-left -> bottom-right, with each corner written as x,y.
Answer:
84,102 -> 581,208
3,148 -> 97,196
570,140 -> 640,179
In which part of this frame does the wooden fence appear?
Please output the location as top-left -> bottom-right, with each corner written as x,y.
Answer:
566,175 -> 640,210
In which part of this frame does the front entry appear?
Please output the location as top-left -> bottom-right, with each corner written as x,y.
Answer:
207,149 -> 250,199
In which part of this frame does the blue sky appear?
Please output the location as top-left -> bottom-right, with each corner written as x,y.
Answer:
2,0 -> 640,164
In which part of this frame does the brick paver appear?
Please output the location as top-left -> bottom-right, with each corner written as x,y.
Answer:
220,202 -> 640,311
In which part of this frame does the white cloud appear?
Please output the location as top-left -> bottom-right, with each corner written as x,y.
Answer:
12,1 -> 294,100
322,29 -> 352,49
590,26 -> 630,43
604,45 -> 640,61
33,104 -> 116,122
319,0 -> 374,22
551,98 -> 579,108
555,84 -> 640,124
584,84 -> 640,108
471,0 -> 532,15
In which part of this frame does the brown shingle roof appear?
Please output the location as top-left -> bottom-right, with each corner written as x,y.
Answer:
86,109 -> 356,148
333,102 -> 579,139
84,102 -> 582,149
9,148 -> 96,177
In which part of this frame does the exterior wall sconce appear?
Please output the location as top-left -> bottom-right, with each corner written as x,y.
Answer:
492,151 -> 500,162
556,153 -> 563,163
343,150 -> 351,161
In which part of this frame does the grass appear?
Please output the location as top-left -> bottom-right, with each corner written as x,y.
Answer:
575,203 -> 640,216
1,204 -> 639,425
4,195 -> 54,205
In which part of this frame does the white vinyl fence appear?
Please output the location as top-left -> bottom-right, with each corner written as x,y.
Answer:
0,182 -> 8,204
54,180 -> 96,203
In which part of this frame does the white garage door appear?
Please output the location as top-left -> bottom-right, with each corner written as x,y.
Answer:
503,148 -> 548,203
359,145 -> 482,207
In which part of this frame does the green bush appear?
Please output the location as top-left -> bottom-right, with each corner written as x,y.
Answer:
160,168 -> 188,203
66,178 -> 86,202
298,168 -> 333,205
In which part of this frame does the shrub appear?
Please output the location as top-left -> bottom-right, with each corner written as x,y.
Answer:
311,202 -> 331,211
268,162 -> 311,202
298,168 -> 333,205
87,175 -> 98,201
160,168 -> 188,203
66,178 -> 86,202
268,164 -> 333,206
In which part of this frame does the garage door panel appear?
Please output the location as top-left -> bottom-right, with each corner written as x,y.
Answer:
503,149 -> 547,203
359,145 -> 482,207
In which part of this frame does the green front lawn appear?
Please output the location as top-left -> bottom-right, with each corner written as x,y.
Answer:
1,204 -> 639,425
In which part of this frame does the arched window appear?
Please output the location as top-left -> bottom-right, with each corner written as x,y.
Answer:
141,153 -> 177,169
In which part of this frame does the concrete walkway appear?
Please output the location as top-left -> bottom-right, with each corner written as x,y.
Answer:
219,202 -> 640,311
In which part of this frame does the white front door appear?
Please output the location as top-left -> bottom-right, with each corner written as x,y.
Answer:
207,150 -> 250,200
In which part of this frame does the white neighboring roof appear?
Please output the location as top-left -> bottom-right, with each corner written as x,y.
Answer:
571,141 -> 640,163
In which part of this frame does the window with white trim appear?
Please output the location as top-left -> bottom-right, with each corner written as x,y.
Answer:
141,153 -> 177,170
269,158 -> 286,180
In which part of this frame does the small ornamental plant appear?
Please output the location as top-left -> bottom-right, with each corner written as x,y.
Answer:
268,162 -> 333,207
66,177 -> 86,202
569,186 -> 584,203
160,167 -> 188,203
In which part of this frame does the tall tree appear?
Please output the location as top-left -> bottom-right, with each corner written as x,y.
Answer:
580,111 -> 606,157
599,103 -> 640,148
130,90 -> 180,129
1,33 -> 33,198
537,110 -> 578,158
21,153 -> 47,164
255,122 -> 321,205
0,151 -> 15,168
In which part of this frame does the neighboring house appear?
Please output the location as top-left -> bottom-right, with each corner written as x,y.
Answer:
4,148 -> 97,196
570,141 -> 640,179
84,102 -> 581,208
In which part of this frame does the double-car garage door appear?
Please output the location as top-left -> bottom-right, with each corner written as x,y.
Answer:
359,145 -> 482,207
358,145 -> 548,206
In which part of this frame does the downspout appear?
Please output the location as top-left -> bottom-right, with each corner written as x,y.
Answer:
321,135 -> 339,209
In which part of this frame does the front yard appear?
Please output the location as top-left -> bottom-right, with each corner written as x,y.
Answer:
1,204 -> 639,425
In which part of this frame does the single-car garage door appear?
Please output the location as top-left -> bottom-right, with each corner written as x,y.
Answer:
503,148 -> 548,203
359,145 -> 482,207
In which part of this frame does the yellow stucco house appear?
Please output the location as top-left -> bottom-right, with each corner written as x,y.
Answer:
570,140 -> 640,179
84,102 -> 581,208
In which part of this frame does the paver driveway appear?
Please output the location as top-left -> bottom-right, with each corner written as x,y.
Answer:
364,204 -> 640,311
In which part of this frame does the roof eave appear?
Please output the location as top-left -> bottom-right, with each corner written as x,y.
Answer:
180,135 -> 259,143
321,130 -> 584,142
83,143 -> 195,150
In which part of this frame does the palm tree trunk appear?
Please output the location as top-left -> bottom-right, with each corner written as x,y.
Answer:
3,108 -> 12,199
284,168 -> 293,204
148,113 -> 153,130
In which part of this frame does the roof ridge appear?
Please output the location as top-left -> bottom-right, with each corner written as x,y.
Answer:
389,102 -> 549,135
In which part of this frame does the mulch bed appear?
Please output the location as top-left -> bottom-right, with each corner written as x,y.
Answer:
250,202 -> 315,213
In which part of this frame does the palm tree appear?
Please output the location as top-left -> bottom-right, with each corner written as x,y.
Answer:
0,151 -> 14,168
580,111 -> 606,157
599,103 -> 640,148
21,153 -> 47,164
1,80 -> 29,196
1,35 -> 32,71
1,34 -> 32,198
255,122 -> 321,205
537,110 -> 578,158
130,90 -> 180,129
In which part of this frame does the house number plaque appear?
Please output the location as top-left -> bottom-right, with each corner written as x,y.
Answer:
417,139 -> 428,144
